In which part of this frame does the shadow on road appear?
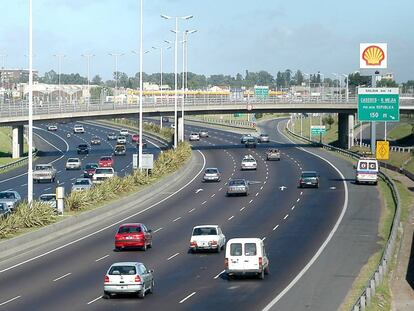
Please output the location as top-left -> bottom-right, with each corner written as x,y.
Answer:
190,142 -> 316,151
407,232 -> 414,290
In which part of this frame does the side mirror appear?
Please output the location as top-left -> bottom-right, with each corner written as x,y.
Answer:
148,229 -> 152,233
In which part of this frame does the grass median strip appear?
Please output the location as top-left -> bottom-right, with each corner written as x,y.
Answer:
0,141 -> 192,240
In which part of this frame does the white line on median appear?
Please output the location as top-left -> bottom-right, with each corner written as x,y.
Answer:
218,187 -> 223,191
167,252 -> 180,261
53,272 -> 72,282
201,200 -> 207,205
296,198 -> 300,202
179,292 -> 196,304
291,205 -> 295,210
249,199 -> 253,203
211,194 -> 215,198
0,296 -> 21,306
272,225 -> 279,231
172,217 -> 181,222
255,192 -> 259,196
240,207 -> 245,211
87,296 -> 102,305
284,214 -> 289,220
95,255 -> 109,262
228,216 -> 234,220
188,208 -> 195,213
213,270 -> 225,279
153,227 -> 163,233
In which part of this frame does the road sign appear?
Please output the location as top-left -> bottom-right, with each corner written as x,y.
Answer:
254,86 -> 269,98
132,153 -> 154,170
311,125 -> 326,135
376,141 -> 389,160
358,88 -> 399,122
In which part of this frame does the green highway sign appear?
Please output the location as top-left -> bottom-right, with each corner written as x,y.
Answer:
358,88 -> 399,122
311,125 -> 326,135
254,86 -> 269,98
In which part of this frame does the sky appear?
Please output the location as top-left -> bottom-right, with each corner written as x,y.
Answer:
1,0 -> 413,82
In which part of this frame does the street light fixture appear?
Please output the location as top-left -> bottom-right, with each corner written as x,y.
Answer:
108,52 -> 124,94
81,53 -> 95,106
161,14 -> 193,148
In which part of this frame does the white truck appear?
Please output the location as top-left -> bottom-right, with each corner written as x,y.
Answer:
33,164 -> 57,183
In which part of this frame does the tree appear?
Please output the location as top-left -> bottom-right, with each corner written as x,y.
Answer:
92,75 -> 103,85
322,115 -> 335,129
402,80 -> 414,93
376,79 -> 398,87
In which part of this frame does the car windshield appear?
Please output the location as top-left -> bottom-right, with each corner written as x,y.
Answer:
0,192 -> 15,199
95,168 -> 113,174
269,149 -> 279,152
92,137 -> 99,140
302,172 -> 317,178
109,266 -> 136,275
118,226 -> 141,234
205,169 -> 218,174
246,137 -> 255,142
85,164 -> 98,169
261,134 -> 268,137
35,165 -> 50,170
191,133 -> 198,135
100,157 -> 112,161
78,145 -> 87,148
192,227 -> 217,236
229,180 -> 245,186
75,179 -> 90,185
40,195 -> 55,201
108,133 -> 115,136
115,146 -> 125,150
68,159 -> 78,163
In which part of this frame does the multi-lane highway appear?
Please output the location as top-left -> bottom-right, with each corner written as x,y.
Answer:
0,118 -> 380,311
0,121 -> 163,199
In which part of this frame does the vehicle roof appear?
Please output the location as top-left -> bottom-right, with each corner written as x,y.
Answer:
302,170 -> 317,174
193,225 -> 219,229
205,167 -> 219,170
119,223 -> 143,227
67,158 -> 80,161
39,193 -> 55,197
100,156 -> 113,159
110,262 -> 142,267
227,238 -> 263,243
0,190 -> 17,194
359,157 -> 377,161
36,163 -> 51,166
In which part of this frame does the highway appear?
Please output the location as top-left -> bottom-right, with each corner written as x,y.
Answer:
0,121 -> 163,198
0,118 -> 376,311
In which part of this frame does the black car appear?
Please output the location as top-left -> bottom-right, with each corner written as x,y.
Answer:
162,116 -> 170,123
77,144 -> 89,155
91,137 -> 101,145
299,171 -> 320,188
244,137 -> 257,148
107,132 -> 117,140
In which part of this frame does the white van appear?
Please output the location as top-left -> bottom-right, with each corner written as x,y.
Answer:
225,238 -> 269,279
355,158 -> 379,185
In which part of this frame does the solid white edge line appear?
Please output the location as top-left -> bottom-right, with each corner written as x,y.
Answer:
0,150 -> 206,274
179,291 -> 196,304
53,272 -> 72,282
0,295 -> 21,306
261,120 -> 349,311
213,270 -> 225,279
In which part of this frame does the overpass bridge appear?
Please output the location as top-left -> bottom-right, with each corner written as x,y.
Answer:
1,96 -> 413,158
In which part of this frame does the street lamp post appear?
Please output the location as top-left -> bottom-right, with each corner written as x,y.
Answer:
161,14 -> 193,148
153,45 -> 171,128
332,73 -> 340,101
138,0 -> 143,171
304,73 -> 311,100
28,0 -> 33,205
342,73 -> 349,103
81,54 -> 94,106
109,52 -> 124,95
53,53 -> 66,112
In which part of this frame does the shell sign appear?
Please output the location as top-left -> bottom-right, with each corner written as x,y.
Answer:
360,43 -> 387,69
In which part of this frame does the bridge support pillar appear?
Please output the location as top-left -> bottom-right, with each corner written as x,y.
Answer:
348,114 -> 355,148
12,124 -> 24,159
338,113 -> 350,149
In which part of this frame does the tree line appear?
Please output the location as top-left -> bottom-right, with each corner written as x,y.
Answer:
37,69 -> 414,93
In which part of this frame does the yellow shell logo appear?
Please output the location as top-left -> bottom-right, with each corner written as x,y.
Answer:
362,45 -> 385,66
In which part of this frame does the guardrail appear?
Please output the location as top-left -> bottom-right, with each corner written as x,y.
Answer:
0,150 -> 38,173
186,116 -> 256,130
354,139 -> 414,153
285,120 -> 401,311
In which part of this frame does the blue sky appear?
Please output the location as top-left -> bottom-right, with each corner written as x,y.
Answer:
1,0 -> 413,82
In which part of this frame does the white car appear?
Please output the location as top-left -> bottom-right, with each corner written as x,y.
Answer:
225,238 -> 269,279
47,125 -> 57,131
39,194 -> 57,209
119,129 -> 129,136
65,158 -> 82,170
189,132 -> 200,141
104,262 -> 154,299
241,155 -> 257,170
189,225 -> 226,253
71,178 -> 93,192
117,136 -> 127,144
73,125 -> 85,133
93,167 -> 116,184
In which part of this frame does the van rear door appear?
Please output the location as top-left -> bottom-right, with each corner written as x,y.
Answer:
228,242 -> 244,271
243,242 -> 260,270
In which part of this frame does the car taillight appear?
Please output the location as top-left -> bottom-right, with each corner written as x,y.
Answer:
300,179 -> 304,183
104,275 -> 109,283
259,257 -> 263,269
224,258 -> 228,268
134,275 -> 141,283
190,241 -> 197,247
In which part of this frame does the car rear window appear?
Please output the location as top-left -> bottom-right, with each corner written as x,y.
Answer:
0,192 -> 15,199
192,227 -> 217,236
118,226 -> 141,234
245,243 -> 257,256
229,180 -> 245,186
101,157 -> 112,161
85,164 -> 98,169
359,161 -> 377,170
40,195 -> 55,201
75,179 -> 90,185
95,168 -> 113,174
35,165 -> 49,170
205,169 -> 218,174
302,172 -> 317,178
109,266 -> 136,275
68,159 -> 79,163
230,243 -> 242,256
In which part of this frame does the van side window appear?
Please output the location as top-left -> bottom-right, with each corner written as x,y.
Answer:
245,243 -> 257,256
230,243 -> 242,256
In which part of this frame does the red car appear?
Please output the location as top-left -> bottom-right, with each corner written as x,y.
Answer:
114,223 -> 153,251
131,134 -> 139,143
99,156 -> 114,167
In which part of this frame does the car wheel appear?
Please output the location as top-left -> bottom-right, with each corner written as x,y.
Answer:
138,287 -> 146,299
142,243 -> 147,251
264,265 -> 270,275
216,246 -> 221,253
103,291 -> 111,299
114,247 -> 121,252
149,280 -> 155,294
259,269 -> 265,280
148,240 -> 153,249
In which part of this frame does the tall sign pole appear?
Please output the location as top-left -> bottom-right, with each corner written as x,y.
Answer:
28,0 -> 33,204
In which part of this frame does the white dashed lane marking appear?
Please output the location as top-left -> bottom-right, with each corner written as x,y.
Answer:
272,225 -> 279,231
284,214 -> 289,220
53,272 -> 72,282
167,252 -> 180,261
188,208 -> 195,213
95,255 -> 109,262
228,216 -> 234,221
172,217 -> 181,222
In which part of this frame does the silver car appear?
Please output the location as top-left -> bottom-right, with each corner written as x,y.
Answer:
199,130 -> 209,138
0,203 -> 11,218
0,190 -> 22,211
103,262 -> 154,299
65,158 -> 82,170
203,168 -> 221,182
39,194 -> 57,209
226,179 -> 249,196
71,178 -> 93,192
258,133 -> 270,143
189,132 -> 200,141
